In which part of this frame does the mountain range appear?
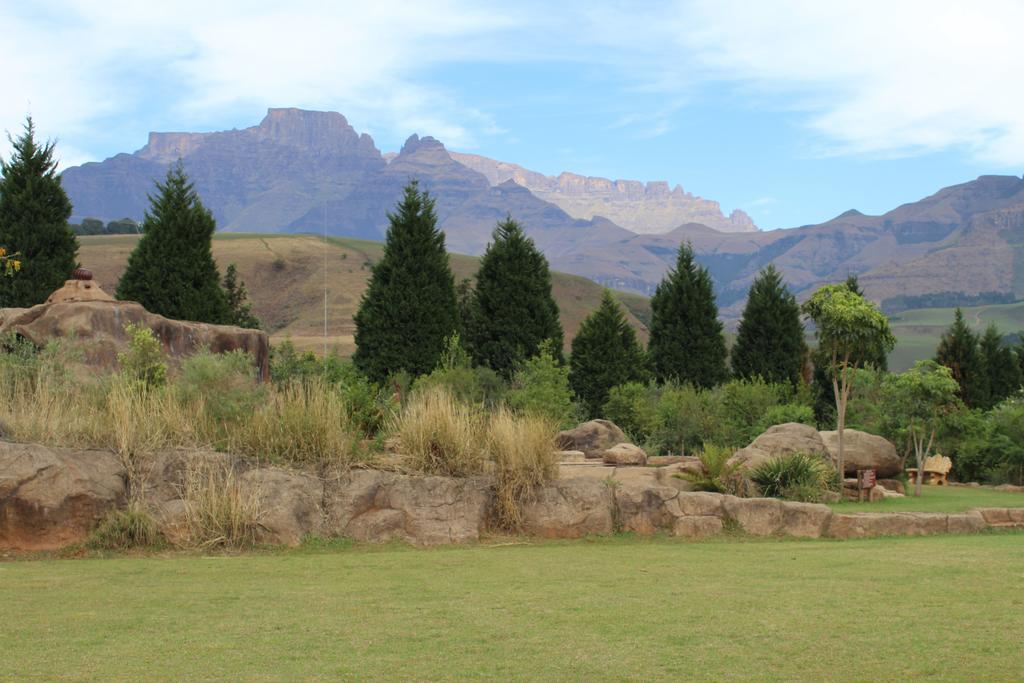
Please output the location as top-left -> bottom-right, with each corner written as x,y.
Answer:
61,108 -> 1024,320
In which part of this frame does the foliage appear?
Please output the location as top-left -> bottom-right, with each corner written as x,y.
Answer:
222,263 -> 262,329
716,378 -> 792,446
731,265 -> 807,385
118,323 -> 168,387
466,218 -> 563,377
755,403 -> 816,434
751,453 -> 834,502
0,117 -> 78,307
71,217 -> 139,236
489,408 -> 557,530
353,181 -> 459,383
934,308 -> 988,408
86,504 -> 161,550
389,386 -> 485,477
506,340 -> 577,427
569,290 -> 648,417
116,163 -> 232,324
0,246 -> 21,277
602,382 -> 660,444
978,323 -> 1021,408
678,443 -> 735,493
647,242 -> 727,388
413,333 -> 506,408
176,349 -> 263,425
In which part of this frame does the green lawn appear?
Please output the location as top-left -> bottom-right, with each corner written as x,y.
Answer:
829,484 -> 1024,514
3,533 -> 1023,681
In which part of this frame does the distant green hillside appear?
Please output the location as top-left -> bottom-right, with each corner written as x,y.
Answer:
888,301 -> 1024,371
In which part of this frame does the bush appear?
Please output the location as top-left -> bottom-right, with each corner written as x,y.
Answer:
713,378 -> 791,446
506,343 -> 577,427
652,383 -> 715,455
678,443 -> 735,493
489,408 -> 557,529
755,403 -> 816,434
603,382 -> 659,444
751,453 -> 833,502
413,365 -> 506,409
177,349 -> 264,425
118,323 -> 167,387
389,387 -> 484,476
87,504 -> 161,550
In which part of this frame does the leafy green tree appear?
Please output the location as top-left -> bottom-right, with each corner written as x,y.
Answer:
883,360 -> 962,496
222,263 -> 261,329
979,323 -> 1021,407
506,340 -> 576,427
569,290 -> 648,417
732,265 -> 806,385
803,284 -> 896,478
353,182 -> 458,383
934,308 -> 988,408
467,218 -> 563,377
647,243 -> 727,387
116,163 -> 230,323
0,117 -> 78,307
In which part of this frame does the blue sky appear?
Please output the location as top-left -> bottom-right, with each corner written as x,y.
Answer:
2,0 -> 1022,230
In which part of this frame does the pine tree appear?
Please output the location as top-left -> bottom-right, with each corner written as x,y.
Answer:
979,323 -> 1022,407
222,263 -> 261,329
0,117 -> 78,307
647,242 -> 727,387
935,308 -> 988,408
467,217 -> 563,378
353,181 -> 458,383
732,265 -> 806,385
116,163 -> 230,323
569,290 -> 647,417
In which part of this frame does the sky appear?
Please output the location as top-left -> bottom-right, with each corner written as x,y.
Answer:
2,0 -> 1023,230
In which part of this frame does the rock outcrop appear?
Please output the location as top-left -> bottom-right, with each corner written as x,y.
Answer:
556,420 -> 627,459
726,423 -> 832,474
0,299 -> 270,380
603,443 -> 648,466
820,430 -> 902,477
0,442 -> 127,550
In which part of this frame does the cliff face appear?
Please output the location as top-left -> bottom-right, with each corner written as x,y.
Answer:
449,152 -> 757,234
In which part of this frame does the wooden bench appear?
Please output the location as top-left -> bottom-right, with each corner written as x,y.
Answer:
906,454 -> 952,486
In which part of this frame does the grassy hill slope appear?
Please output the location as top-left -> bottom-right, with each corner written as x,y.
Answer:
888,300 -> 1024,371
77,234 -> 651,355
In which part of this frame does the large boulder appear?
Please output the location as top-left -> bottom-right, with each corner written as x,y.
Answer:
0,442 -> 127,550
555,420 -> 626,459
324,470 -> 491,545
0,299 -> 269,380
726,423 -> 831,474
820,430 -> 902,477
520,477 -> 614,538
239,468 -> 324,546
602,443 -> 647,466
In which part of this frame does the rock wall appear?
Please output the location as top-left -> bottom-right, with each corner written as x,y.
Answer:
2,442 -> 1022,551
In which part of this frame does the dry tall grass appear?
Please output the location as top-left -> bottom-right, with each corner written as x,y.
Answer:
488,409 -> 557,529
180,457 -> 263,548
389,386 -> 486,476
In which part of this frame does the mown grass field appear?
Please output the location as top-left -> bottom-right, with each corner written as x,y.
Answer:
887,300 -> 1024,371
828,484 -> 1024,513
3,532 -> 1023,681
76,233 -> 651,356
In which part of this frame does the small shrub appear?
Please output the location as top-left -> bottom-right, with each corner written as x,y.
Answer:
751,452 -> 832,501
489,409 -> 557,529
390,386 -> 484,476
755,403 -> 816,434
87,504 -> 161,550
603,382 -> 659,444
177,349 -> 263,425
118,323 -> 167,387
506,342 -> 577,427
181,457 -> 262,548
679,443 -> 735,493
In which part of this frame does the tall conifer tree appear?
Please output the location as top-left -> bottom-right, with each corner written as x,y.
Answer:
353,182 -> 458,383
935,308 -> 988,407
979,323 -> 1022,407
732,265 -> 806,384
647,243 -> 727,387
467,217 -> 563,377
569,291 -> 647,417
117,163 -> 230,323
0,117 -> 78,307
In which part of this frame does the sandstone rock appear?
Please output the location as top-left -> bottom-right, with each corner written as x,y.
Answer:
0,300 -> 270,381
520,478 -> 614,538
721,496 -> 785,536
239,468 -> 324,546
0,442 -> 127,550
324,470 -> 491,545
827,512 -> 949,539
726,423 -> 831,475
973,507 -> 1024,527
557,463 -> 617,480
820,430 -> 902,477
877,479 -> 906,495
673,516 -> 723,539
46,279 -> 114,304
646,455 -> 691,467
994,484 -> 1024,494
603,443 -> 647,466
947,511 -> 986,534
672,491 -> 726,518
554,450 -> 586,463
614,484 -> 679,534
555,420 -> 626,459
780,502 -> 833,538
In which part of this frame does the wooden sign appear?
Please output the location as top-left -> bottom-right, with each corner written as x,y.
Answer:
858,469 -> 876,490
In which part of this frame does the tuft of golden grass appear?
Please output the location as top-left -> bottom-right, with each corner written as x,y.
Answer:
180,456 -> 262,549
389,386 -> 485,477
488,408 -> 557,530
